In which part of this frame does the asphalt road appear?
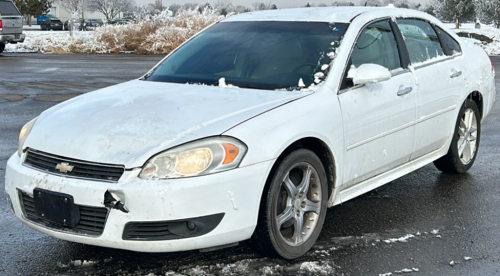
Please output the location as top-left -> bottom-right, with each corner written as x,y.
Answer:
0,53 -> 499,276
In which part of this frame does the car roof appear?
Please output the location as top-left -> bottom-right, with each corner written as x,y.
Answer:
223,6 -> 433,24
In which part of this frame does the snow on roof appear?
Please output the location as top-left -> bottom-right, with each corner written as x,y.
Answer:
223,6 -> 434,24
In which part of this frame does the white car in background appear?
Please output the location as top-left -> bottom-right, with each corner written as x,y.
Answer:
5,7 -> 495,259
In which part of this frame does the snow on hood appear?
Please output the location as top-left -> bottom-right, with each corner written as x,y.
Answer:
25,80 -> 310,168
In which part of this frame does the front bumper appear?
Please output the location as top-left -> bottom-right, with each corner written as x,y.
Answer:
5,153 -> 273,252
0,33 -> 25,44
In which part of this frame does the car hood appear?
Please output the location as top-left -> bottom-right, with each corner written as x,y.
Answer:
25,80 -> 310,168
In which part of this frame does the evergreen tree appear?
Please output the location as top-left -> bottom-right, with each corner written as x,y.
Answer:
476,0 -> 500,28
13,0 -> 51,26
432,0 -> 475,28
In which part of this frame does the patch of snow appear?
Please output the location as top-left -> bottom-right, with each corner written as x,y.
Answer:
449,260 -> 455,266
383,234 -> 415,244
298,78 -> 306,87
464,256 -> 472,261
395,268 -> 413,273
430,229 -> 439,234
299,261 -> 335,275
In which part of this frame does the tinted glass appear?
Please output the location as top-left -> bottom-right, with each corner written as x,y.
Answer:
351,20 -> 401,71
146,21 -> 348,90
397,19 -> 444,64
0,1 -> 20,15
435,26 -> 461,55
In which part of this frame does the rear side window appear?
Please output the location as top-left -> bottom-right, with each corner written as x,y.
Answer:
435,27 -> 462,56
0,1 -> 21,16
397,19 -> 444,64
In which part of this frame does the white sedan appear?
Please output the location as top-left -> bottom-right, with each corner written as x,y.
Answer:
5,7 -> 495,259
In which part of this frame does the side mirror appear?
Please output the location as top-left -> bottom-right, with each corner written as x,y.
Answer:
351,64 -> 391,85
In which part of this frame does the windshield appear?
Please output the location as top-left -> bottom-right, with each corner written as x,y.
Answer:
145,21 -> 348,90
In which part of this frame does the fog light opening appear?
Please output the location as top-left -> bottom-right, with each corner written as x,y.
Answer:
186,221 -> 196,231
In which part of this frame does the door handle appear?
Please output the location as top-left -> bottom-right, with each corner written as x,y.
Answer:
397,87 -> 413,96
450,70 -> 462,78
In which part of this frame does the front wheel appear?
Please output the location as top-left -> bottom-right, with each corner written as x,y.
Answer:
434,99 -> 481,173
251,149 -> 328,259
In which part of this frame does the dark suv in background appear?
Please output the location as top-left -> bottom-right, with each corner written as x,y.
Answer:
0,0 -> 25,53
40,18 -> 63,30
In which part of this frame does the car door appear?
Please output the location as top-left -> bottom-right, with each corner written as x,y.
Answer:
395,19 -> 465,160
338,19 -> 417,191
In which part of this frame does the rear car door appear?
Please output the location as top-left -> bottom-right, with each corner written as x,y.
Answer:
395,19 -> 465,160
338,19 -> 416,191
0,1 -> 22,35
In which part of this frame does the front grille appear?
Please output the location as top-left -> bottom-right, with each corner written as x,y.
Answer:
19,191 -> 108,236
24,149 -> 125,182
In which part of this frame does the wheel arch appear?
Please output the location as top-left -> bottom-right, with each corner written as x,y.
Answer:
265,137 -> 337,201
467,91 -> 484,119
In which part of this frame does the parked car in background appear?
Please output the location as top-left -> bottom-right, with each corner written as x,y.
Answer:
5,7 -> 496,259
0,0 -> 25,53
110,18 -> 133,25
63,18 -> 80,30
40,18 -> 63,30
79,19 -> 103,30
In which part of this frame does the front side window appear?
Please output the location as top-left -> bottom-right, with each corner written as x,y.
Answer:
397,19 -> 444,64
146,21 -> 348,90
342,19 -> 401,89
350,19 -> 401,71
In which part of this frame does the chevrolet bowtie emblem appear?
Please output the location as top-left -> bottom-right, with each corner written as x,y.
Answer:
55,162 -> 74,173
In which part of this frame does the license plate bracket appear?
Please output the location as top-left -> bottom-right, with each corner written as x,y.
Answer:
33,188 -> 80,227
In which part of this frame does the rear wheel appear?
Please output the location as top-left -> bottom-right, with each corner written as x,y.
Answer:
251,149 -> 328,259
0,43 -> 5,54
434,99 -> 481,173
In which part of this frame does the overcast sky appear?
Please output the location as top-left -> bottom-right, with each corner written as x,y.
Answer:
136,0 -> 430,9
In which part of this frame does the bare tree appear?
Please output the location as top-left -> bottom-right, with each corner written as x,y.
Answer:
148,0 -> 165,12
252,2 -> 273,10
88,0 -> 135,22
55,0 -> 88,17
213,0 -> 233,15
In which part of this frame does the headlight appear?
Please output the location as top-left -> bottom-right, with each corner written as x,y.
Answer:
18,117 -> 38,157
139,136 -> 247,179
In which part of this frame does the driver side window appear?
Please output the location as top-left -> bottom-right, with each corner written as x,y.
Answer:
352,20 -> 401,71
342,19 -> 401,89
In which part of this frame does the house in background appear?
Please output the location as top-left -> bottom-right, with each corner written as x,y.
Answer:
30,4 -> 122,25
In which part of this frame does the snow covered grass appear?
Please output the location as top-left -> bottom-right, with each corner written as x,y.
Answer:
446,23 -> 500,55
5,17 -> 500,55
6,9 -> 222,54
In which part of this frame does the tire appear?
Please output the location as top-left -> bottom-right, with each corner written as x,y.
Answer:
434,99 -> 481,173
251,149 -> 328,259
0,43 -> 5,54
